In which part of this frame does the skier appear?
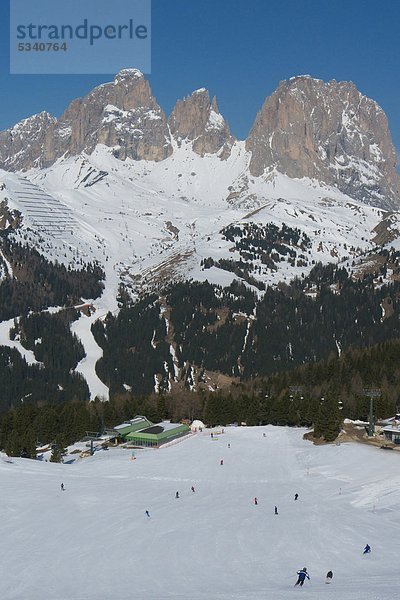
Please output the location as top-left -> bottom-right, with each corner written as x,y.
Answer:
294,567 -> 310,586
254,497 -> 258,505
191,486 -> 195,493
294,493 -> 298,501
175,491 -> 179,499
220,459 -> 224,466
60,483 -> 65,491
263,433 -> 266,437
228,443 -> 231,448
325,570 -> 333,584
274,505 -> 278,515
363,544 -> 371,554
145,510 -> 150,518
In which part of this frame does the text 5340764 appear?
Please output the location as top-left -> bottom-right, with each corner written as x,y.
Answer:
17,42 -> 67,52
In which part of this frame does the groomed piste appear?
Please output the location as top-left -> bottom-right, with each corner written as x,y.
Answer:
1,425 -> 398,600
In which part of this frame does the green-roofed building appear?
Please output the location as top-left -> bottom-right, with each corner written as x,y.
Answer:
110,415 -> 153,438
126,421 -> 191,448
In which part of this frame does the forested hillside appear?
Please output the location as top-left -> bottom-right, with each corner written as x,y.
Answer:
0,309 -> 89,416
0,237 -> 105,416
202,222 -> 312,289
1,247 -> 400,442
92,262 -> 400,395
2,335 -> 400,455
0,237 -> 104,320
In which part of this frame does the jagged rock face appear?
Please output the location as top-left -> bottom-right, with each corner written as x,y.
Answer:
0,112 -> 56,171
168,89 -> 234,158
246,76 -> 400,209
47,69 -> 172,164
0,70 -> 172,170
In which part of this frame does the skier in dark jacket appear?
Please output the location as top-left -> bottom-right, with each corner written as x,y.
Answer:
325,570 -> 333,583
295,568 -> 310,586
363,544 -> 371,554
294,493 -> 298,501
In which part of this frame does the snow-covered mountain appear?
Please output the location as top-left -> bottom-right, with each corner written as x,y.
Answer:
0,71 -> 399,288
1,69 -> 399,207
169,88 -> 235,158
0,141 -> 390,298
1,69 -> 400,399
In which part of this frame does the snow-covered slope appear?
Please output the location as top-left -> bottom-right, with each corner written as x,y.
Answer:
0,139 -> 398,398
1,426 -> 399,599
2,140 -> 389,295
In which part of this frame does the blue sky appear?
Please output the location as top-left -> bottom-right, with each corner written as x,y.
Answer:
1,0 -> 399,154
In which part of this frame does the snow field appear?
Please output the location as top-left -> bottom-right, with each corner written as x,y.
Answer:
0,426 -> 399,599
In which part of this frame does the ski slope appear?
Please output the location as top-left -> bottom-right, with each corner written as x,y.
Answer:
0,426 -> 399,600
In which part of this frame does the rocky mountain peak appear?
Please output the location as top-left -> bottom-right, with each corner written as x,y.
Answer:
168,88 -> 234,158
114,68 -> 144,81
84,68 -> 156,112
0,69 -> 172,171
246,75 -> 400,209
48,68 -> 172,163
0,73 -> 399,211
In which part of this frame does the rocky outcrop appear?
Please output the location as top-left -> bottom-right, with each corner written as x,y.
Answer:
0,112 -> 56,171
246,76 -> 400,209
168,89 -> 234,158
0,199 -> 22,231
0,69 -> 172,170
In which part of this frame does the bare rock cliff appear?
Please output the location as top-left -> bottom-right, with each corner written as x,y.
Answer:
0,112 -> 56,171
168,89 -> 234,158
246,76 -> 400,209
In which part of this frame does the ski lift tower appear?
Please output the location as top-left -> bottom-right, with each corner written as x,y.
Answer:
363,388 -> 381,437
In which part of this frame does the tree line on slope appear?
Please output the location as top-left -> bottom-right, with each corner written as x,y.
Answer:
201,223 -> 312,290
1,335 -> 400,456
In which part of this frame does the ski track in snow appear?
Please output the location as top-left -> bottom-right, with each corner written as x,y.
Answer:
0,426 -> 399,600
0,318 -> 38,366
70,312 -> 109,400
